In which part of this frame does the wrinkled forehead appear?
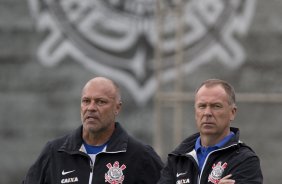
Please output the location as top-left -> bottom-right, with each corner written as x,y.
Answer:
82,79 -> 118,99
196,84 -> 225,96
195,85 -> 232,105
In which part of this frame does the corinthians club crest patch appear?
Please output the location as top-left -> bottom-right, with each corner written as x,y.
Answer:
105,161 -> 126,184
208,161 -> 227,184
28,0 -> 256,105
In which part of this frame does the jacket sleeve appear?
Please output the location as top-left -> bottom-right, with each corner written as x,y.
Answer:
22,142 -> 52,184
230,156 -> 263,184
138,145 -> 164,184
157,156 -> 176,184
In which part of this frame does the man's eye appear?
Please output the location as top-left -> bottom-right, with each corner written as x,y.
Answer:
212,104 -> 222,109
96,100 -> 107,105
197,104 -> 206,109
82,99 -> 90,104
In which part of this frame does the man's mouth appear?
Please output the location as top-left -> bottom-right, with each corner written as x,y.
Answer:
202,122 -> 215,126
86,115 -> 98,121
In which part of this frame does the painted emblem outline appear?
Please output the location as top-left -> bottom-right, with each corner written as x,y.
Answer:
28,0 -> 256,105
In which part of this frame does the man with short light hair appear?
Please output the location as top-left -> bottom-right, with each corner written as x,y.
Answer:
158,79 -> 263,184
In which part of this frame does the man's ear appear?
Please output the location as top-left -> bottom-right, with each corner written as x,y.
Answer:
115,101 -> 122,115
230,106 -> 237,121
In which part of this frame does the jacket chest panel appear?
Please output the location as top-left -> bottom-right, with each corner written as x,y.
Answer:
50,152 -> 91,184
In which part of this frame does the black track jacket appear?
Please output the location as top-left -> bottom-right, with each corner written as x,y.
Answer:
23,122 -> 163,184
158,127 -> 263,184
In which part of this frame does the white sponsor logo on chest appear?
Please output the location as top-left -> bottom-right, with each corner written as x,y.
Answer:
61,177 -> 79,183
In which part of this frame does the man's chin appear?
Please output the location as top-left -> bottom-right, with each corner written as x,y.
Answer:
83,122 -> 100,132
200,128 -> 216,135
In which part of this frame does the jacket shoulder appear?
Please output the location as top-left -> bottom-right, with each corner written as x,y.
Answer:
170,133 -> 199,155
127,135 -> 156,154
126,135 -> 163,162
238,142 -> 260,158
44,128 -> 79,152
47,133 -> 70,149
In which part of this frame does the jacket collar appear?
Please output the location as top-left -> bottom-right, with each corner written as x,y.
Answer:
59,122 -> 128,153
171,127 -> 241,156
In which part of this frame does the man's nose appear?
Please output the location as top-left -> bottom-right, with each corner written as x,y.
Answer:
87,101 -> 97,110
203,107 -> 212,116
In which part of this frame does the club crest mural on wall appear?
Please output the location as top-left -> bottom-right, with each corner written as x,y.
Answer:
28,0 -> 256,105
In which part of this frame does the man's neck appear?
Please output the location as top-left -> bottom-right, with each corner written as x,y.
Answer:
200,131 -> 230,147
83,127 -> 114,146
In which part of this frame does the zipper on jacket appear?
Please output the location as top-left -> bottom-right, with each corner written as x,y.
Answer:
184,150 -> 201,184
88,161 -> 94,184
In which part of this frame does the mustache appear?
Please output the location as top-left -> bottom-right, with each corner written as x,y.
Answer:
84,112 -> 99,119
